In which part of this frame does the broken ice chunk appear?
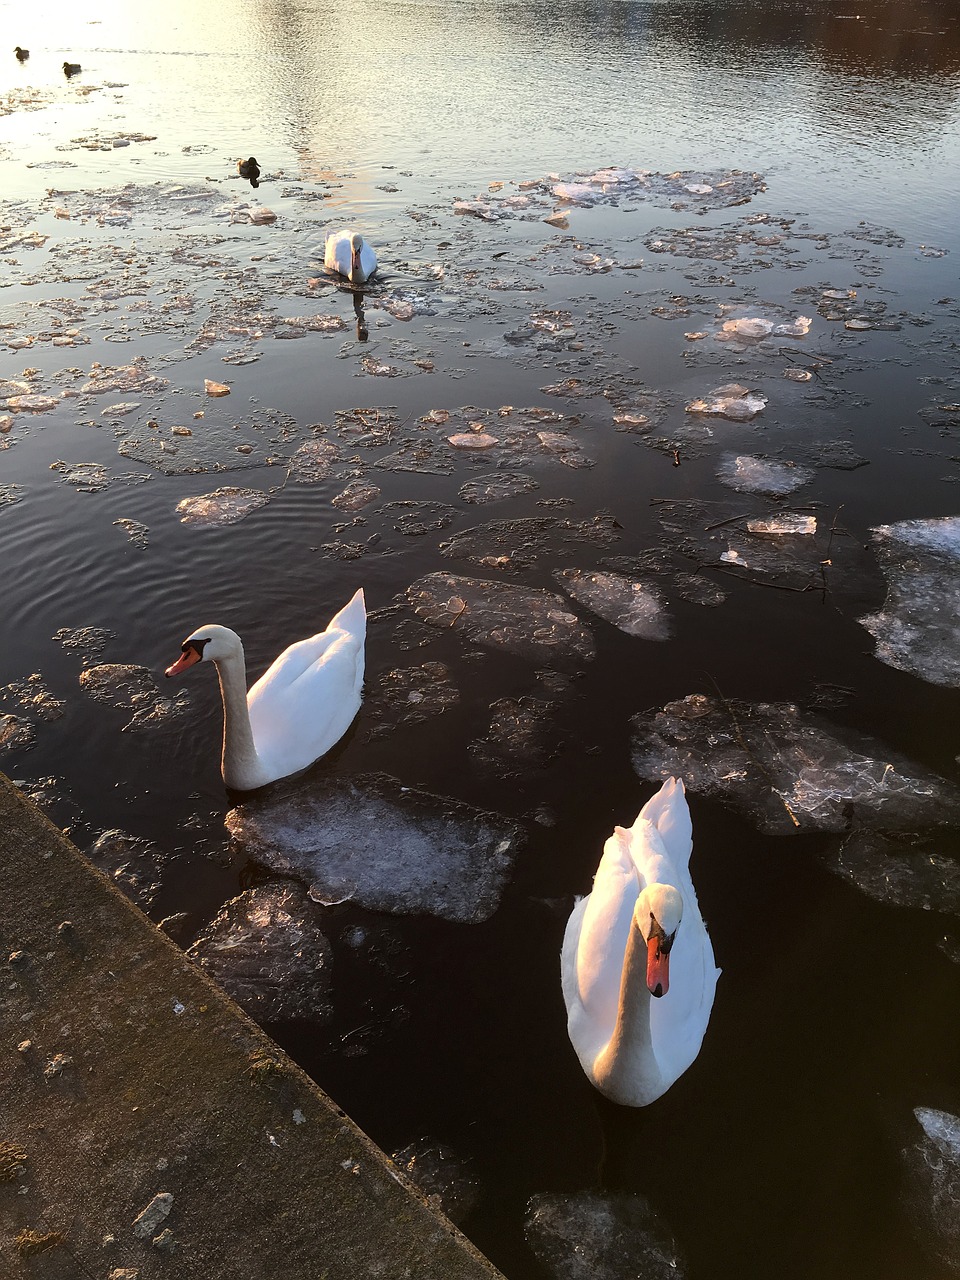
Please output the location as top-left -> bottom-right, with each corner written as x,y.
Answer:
525,1190 -> 687,1280
392,1138 -> 481,1226
632,695 -> 960,835
686,383 -> 767,421
746,514 -> 816,535
79,663 -> 190,732
721,317 -> 774,339
859,517 -> 960,687
717,455 -> 813,497
830,830 -> 960,917
225,773 -> 522,923
189,882 -> 332,1024
406,571 -> 596,668
901,1107 -> 960,1274
555,569 -> 671,640
176,487 -> 271,526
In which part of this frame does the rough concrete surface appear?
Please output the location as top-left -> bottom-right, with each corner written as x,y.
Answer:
0,773 -> 504,1280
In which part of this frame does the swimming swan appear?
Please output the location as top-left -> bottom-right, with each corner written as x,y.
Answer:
165,589 -> 366,791
561,777 -> 719,1106
324,229 -> 377,285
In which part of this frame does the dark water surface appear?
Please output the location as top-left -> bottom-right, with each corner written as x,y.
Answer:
2,1 -> 960,1276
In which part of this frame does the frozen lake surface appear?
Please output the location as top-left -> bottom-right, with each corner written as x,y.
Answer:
2,0 -> 960,1276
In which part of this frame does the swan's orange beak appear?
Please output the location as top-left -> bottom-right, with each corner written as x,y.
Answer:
165,647 -> 201,678
646,934 -> 670,998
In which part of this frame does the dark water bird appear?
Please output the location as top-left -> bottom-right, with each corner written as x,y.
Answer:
237,156 -> 260,188
14,47 -> 29,62
63,61 -> 81,77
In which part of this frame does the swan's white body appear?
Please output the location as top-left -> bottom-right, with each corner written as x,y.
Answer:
166,589 -> 366,791
324,228 -> 378,285
561,778 -> 719,1106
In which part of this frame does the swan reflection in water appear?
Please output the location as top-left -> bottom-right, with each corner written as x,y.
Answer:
353,291 -> 368,342
561,778 -> 719,1108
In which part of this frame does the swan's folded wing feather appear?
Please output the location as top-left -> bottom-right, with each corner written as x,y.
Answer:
568,830 -> 639,1031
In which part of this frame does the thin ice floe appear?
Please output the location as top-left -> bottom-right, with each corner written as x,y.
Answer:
830,830 -> 960,918
365,661 -> 460,740
717,454 -> 814,497
87,829 -> 166,909
225,773 -> 522,923
176,487 -> 272,526
555,569 -> 671,640
189,882 -> 333,1024
392,1138 -> 481,1226
441,514 -> 619,572
469,693 -> 564,775
525,1191 -> 687,1280
859,517 -> 960,687
901,1107 -> 960,1273
631,694 -> 960,835
0,714 -> 35,753
406,572 -> 596,668
686,383 -> 767,421
78,663 -> 190,732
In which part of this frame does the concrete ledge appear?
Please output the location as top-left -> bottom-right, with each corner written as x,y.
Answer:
0,773 -> 504,1279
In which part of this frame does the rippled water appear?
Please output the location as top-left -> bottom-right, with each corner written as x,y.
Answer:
2,1 -> 960,1277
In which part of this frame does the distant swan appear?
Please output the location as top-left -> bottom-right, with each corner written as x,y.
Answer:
561,777 -> 719,1106
165,590 -> 366,791
324,228 -> 378,285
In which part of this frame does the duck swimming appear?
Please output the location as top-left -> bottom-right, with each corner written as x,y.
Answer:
63,61 -> 81,76
238,156 -> 260,188
165,589 -> 366,791
14,47 -> 29,62
561,777 -> 720,1106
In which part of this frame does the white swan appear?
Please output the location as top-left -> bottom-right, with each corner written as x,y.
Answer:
165,589 -> 366,791
561,777 -> 719,1106
324,228 -> 378,285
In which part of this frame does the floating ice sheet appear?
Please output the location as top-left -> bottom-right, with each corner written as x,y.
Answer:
176,486 -> 272,526
859,517 -> 960,687
189,882 -> 333,1024
686,382 -> 767,421
225,773 -> 522,923
459,471 -> 538,505
555,568 -> 671,640
469,693 -> 563,775
631,694 -> 960,835
87,829 -> 165,909
901,1107 -> 960,1274
525,1191 -> 687,1280
716,454 -> 814,497
441,514 -> 619,572
365,661 -> 460,740
830,830 -> 960,917
78,663 -> 190,732
392,1138 -> 481,1226
406,571 -> 596,668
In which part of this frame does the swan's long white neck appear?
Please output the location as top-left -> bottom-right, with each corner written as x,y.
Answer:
592,920 -> 664,1106
211,649 -> 270,791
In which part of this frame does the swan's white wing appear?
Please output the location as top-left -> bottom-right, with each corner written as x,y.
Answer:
562,827 -> 638,1042
246,591 -> 365,778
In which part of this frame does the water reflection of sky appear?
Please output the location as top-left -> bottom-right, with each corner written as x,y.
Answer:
2,0 -> 959,237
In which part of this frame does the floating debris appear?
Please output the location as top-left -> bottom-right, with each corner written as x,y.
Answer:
0,674 -> 65,721
225,773 -> 522,923
53,626 -> 114,662
204,379 -> 231,397
631,694 -> 960,835
859,517 -> 960,687
190,882 -> 333,1024
176,487 -> 271,526
406,572 -> 596,668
